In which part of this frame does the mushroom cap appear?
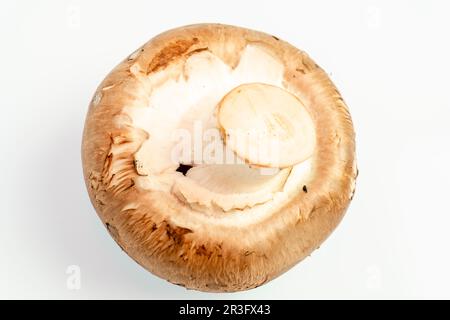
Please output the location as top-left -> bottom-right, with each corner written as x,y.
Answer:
82,23 -> 357,292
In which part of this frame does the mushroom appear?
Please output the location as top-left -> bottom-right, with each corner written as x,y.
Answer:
82,24 -> 357,292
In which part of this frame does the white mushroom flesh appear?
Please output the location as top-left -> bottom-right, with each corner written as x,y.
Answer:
126,44 -> 315,213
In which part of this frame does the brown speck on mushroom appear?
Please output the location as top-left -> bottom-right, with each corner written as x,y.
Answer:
133,159 -> 147,176
146,38 -> 199,74
105,222 -> 120,242
165,222 -> 192,245
186,47 -> 209,57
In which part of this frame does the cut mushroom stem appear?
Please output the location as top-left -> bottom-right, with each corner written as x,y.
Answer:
173,164 -> 291,211
218,83 -> 316,168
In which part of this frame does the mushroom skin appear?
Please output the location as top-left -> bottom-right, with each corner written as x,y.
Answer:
82,24 -> 357,292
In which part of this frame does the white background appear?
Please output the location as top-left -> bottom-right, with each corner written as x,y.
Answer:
1,0 -> 450,299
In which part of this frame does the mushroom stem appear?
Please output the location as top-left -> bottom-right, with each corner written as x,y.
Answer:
218,83 -> 316,168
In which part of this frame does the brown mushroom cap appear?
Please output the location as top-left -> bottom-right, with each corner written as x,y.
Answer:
82,23 -> 357,292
